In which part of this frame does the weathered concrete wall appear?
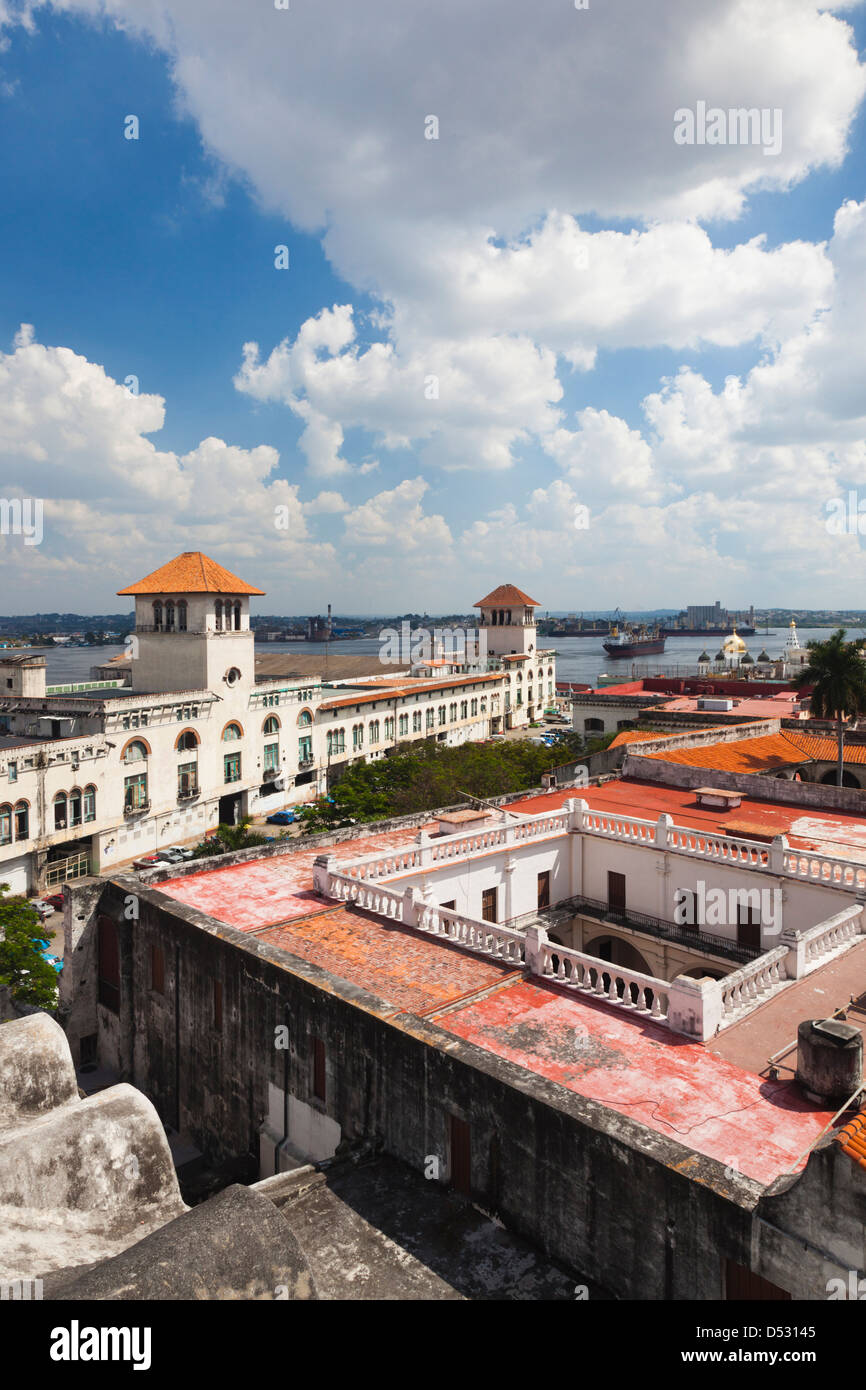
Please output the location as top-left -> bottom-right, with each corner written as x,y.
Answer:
623,753 -> 866,814
755,1135 -> 866,1298
88,879 -> 769,1300
58,876 -> 105,1065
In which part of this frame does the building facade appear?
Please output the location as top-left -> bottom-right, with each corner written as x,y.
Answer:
0,555 -> 556,893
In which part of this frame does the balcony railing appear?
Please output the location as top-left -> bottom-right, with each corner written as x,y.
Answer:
507,894 -> 762,967
123,800 -> 150,817
177,785 -> 200,800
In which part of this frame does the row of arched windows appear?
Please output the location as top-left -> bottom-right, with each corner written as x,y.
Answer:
54,786 -> 97,831
152,600 -> 188,632
0,800 -> 29,844
214,600 -> 243,632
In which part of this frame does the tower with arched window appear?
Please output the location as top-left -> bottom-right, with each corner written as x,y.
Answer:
474,584 -> 540,658
117,552 -> 265,694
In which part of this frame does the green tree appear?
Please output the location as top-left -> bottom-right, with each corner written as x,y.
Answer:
794,628 -> 866,786
191,817 -> 269,858
0,885 -> 60,1008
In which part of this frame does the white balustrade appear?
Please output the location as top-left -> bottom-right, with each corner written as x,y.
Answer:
326,871 -> 408,920
782,849 -> 866,892
537,941 -> 670,1021
799,903 -> 864,964
415,905 -> 526,964
719,944 -> 788,1019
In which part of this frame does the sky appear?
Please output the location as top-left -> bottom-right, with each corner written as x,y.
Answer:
1,0 -> 866,614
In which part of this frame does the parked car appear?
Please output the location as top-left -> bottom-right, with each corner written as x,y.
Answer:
133,854 -> 163,870
266,810 -> 295,825
43,892 -> 65,911
156,849 -> 186,864
164,845 -> 194,860
31,899 -> 55,921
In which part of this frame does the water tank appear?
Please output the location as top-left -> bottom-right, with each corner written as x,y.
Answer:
796,1019 -> 863,1102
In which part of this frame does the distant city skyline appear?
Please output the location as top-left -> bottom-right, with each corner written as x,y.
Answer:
2,2 -> 866,610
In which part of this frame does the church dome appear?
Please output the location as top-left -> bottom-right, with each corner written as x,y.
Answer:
698,650 -> 711,663
722,628 -> 747,654
757,649 -> 770,663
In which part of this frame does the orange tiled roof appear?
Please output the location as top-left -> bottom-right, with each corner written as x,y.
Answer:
836,1111 -> 866,1171
118,552 -> 265,596
784,732 -> 866,765
644,728 -> 866,772
474,583 -> 540,608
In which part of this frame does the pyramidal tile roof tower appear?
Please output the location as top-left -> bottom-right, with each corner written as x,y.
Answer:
119,552 -> 263,694
118,552 -> 265,596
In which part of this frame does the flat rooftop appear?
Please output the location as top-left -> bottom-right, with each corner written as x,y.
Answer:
158,777 -> 866,937
149,775 -> 866,1186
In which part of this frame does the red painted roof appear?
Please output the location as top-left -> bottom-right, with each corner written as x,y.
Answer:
259,906 -> 517,1015
474,584 -> 540,608
118,551 -> 265,595
435,979 -> 833,1184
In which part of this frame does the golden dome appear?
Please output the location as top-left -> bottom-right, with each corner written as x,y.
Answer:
722,627 -> 747,654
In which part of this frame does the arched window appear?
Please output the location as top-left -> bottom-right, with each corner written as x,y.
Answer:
165,601 -> 176,632
176,729 -> 199,752
177,599 -> 188,632
215,599 -> 223,632
263,716 -> 281,735
152,601 -> 163,631
234,601 -> 242,632
83,785 -> 96,822
13,800 -> 28,840
122,739 -> 149,762
69,787 -> 82,828
222,722 -> 243,741
0,803 -> 13,844
54,792 -> 67,831
296,709 -> 312,728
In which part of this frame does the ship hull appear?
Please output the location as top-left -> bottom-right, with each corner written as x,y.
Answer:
602,637 -> 666,658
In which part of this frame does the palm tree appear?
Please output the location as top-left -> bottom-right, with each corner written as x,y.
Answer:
794,628 -> 866,786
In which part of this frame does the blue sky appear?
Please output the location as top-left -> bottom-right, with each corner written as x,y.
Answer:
2,1 -> 866,613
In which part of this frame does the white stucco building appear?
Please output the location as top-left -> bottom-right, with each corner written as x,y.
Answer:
0,555 -> 557,893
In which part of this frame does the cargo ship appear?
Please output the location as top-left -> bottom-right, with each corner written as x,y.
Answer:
602,623 -> 666,659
